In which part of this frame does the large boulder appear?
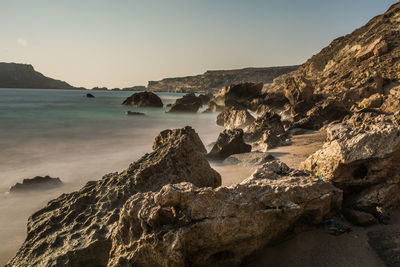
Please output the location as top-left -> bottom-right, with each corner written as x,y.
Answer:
7,127 -> 221,267
207,129 -> 251,160
167,93 -> 202,113
122,91 -> 163,107
108,160 -> 342,266
9,176 -> 62,193
301,113 -> 400,223
216,106 -> 255,129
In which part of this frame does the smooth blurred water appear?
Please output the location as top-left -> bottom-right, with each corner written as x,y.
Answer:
0,88 -> 225,264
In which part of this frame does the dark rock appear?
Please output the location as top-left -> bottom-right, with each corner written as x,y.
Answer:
207,129 -> 251,160
198,93 -> 213,105
224,82 -> 264,109
84,93 -> 95,98
9,176 -> 63,193
7,127 -> 221,266
122,91 -> 163,107
167,93 -> 202,113
125,111 -> 145,116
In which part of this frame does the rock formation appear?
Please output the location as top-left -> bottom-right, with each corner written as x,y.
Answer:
125,111 -> 145,116
108,160 -> 342,266
223,151 -> 275,166
216,106 -> 255,129
301,112 -> 400,224
244,111 -> 286,151
203,100 -> 224,113
84,93 -> 95,98
7,127 -> 220,266
121,91 -> 163,107
265,2 -> 400,130
167,93 -> 203,113
147,66 -> 299,93
9,176 -> 63,193
207,129 -> 251,160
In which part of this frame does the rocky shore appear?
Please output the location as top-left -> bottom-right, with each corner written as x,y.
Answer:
7,2 -> 400,266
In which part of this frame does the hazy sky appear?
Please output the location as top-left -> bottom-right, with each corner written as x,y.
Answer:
0,0 -> 396,88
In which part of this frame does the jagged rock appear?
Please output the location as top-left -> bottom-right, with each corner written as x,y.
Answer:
167,93 -> 202,113
223,151 -> 275,166
125,111 -> 145,116
216,106 -> 255,129
121,91 -> 163,107
244,112 -> 285,143
283,76 -> 314,107
84,93 -> 95,98
368,229 -> 400,267
108,160 -> 342,266
152,126 -> 207,153
292,98 -> 349,130
7,127 -> 221,267
9,176 -> 63,193
301,113 -> 400,223
207,129 -> 251,160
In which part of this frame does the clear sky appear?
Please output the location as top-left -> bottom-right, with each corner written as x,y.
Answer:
0,0 -> 396,88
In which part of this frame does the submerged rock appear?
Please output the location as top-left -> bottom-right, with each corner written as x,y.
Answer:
167,93 -> 202,113
207,128 -> 251,160
125,111 -> 145,116
9,176 -> 62,193
84,93 -> 95,98
216,106 -> 255,129
122,91 -> 163,107
7,126 -> 220,267
108,160 -> 342,266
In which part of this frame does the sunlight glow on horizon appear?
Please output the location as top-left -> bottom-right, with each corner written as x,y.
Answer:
0,0 -> 396,88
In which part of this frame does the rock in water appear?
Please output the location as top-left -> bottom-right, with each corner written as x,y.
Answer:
167,93 -> 203,113
7,127 -> 221,267
301,112 -> 400,223
9,176 -> 62,193
84,93 -> 95,98
216,106 -> 255,129
121,91 -> 163,107
224,82 -> 264,108
125,111 -> 145,116
108,160 -> 342,266
207,129 -> 251,160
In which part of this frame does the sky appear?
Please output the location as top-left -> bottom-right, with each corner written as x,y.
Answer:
0,0 -> 397,88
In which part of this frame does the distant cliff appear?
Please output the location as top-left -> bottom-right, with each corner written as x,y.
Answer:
0,62 -> 76,89
147,66 -> 299,93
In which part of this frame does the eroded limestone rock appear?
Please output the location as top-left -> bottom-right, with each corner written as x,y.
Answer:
216,106 -> 255,130
207,128 -> 251,160
108,160 -> 342,266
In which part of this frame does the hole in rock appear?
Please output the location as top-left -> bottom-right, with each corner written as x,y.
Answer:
353,164 -> 368,180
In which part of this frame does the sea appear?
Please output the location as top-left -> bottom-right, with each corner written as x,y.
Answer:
0,88 -> 225,264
